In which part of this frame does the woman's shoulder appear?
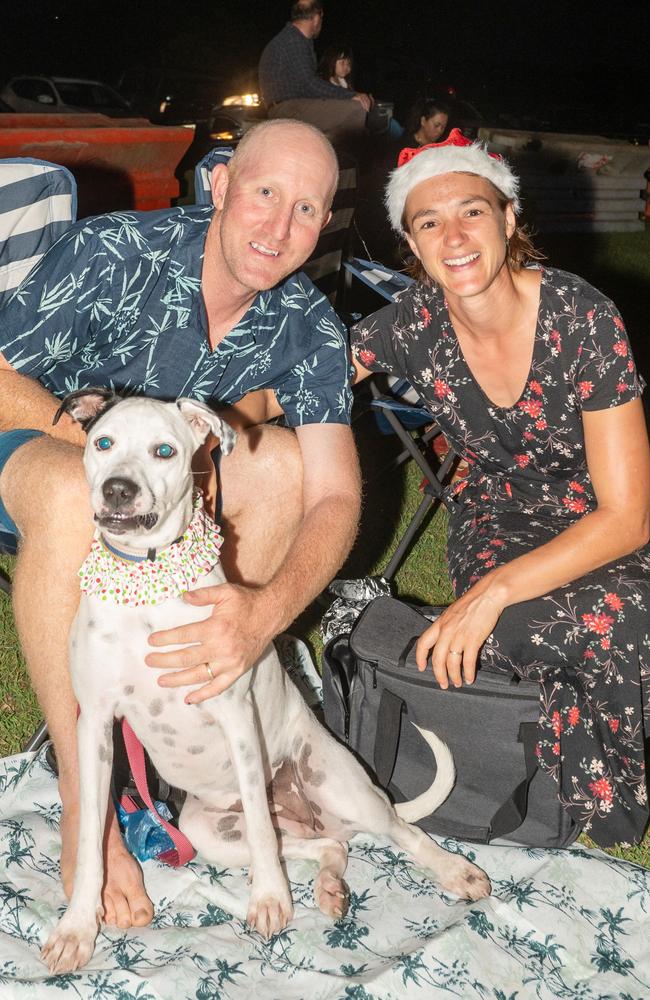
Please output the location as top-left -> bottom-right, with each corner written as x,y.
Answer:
540,265 -> 617,312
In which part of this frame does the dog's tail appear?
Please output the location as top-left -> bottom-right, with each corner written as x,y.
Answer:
394,725 -> 455,824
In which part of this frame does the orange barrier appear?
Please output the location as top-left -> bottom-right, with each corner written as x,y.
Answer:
0,114 -> 195,217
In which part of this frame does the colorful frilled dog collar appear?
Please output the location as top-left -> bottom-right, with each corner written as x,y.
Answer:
79,491 -> 223,606
385,127 -> 521,232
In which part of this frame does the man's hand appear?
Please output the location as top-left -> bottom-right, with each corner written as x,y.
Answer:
353,92 -> 373,113
145,583 -> 277,703
415,582 -> 506,689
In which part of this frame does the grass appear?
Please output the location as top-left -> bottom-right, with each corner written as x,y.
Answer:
0,230 -> 648,867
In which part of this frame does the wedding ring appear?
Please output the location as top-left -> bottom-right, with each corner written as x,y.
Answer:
205,663 -> 215,681
448,649 -> 463,656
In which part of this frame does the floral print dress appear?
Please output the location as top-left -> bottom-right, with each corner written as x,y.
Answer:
351,267 -> 649,847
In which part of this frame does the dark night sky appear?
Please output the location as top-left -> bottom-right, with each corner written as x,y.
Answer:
2,0 -> 648,125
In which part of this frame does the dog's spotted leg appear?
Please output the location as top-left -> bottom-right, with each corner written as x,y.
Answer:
42,707 -> 115,974
211,687 -> 293,938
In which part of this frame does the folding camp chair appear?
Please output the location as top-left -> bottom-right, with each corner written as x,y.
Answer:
193,145 -> 358,306
345,256 -> 458,580
0,157 -> 78,744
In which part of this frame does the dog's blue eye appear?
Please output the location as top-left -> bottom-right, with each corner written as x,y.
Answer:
155,443 -> 175,459
95,436 -> 113,451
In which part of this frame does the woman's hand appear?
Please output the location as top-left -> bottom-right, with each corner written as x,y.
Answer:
415,580 -> 506,688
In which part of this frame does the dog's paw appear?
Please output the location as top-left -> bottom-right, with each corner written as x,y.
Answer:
437,858 -> 491,901
246,885 -> 293,939
314,868 -> 349,919
41,911 -> 100,974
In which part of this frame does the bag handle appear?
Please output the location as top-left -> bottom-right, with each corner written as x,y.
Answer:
121,718 -> 195,867
373,688 -> 406,787
487,721 -> 538,840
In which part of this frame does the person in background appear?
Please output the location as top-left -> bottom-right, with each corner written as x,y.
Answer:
400,98 -> 450,152
351,129 -> 650,849
319,45 -> 354,89
259,1 -> 372,142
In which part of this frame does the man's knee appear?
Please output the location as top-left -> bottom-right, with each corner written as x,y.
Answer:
219,424 -> 303,521
0,436 -> 91,541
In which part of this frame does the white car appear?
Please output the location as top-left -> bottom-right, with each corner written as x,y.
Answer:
0,76 -> 134,116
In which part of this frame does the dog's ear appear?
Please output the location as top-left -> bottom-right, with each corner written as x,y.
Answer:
176,399 -> 237,455
53,388 -> 118,430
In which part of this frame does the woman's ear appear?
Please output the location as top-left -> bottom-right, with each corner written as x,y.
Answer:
404,230 -> 422,261
504,202 -> 516,240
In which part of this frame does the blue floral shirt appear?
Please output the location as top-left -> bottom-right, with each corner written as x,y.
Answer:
0,206 -> 352,426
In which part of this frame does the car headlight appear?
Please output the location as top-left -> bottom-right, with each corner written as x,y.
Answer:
221,93 -> 260,108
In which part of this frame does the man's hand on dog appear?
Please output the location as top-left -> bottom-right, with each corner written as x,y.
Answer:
145,583 -> 277,701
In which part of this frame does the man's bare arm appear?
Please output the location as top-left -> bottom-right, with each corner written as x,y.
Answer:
0,351 -> 85,446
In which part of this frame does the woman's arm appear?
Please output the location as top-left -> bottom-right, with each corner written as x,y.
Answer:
416,396 -> 650,687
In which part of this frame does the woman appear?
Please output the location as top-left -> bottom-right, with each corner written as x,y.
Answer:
400,99 -> 450,150
351,129 -> 650,848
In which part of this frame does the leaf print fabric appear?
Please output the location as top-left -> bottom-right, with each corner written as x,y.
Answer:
0,207 -> 352,427
350,267 -> 649,846
1,640 -> 649,998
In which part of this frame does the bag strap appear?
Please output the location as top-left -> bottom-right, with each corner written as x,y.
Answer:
487,721 -> 538,840
121,718 -> 195,867
373,689 -> 406,787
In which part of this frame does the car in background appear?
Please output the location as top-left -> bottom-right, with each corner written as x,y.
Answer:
0,76 -> 134,116
117,70 -> 226,126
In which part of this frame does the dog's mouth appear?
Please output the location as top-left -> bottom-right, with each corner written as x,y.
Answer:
95,511 -> 159,535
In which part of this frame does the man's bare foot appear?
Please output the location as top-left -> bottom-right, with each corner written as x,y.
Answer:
60,797 -> 154,929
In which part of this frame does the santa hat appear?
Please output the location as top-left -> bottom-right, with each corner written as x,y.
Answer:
385,128 -> 520,232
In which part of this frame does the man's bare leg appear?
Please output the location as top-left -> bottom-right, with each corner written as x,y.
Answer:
0,436 -> 153,927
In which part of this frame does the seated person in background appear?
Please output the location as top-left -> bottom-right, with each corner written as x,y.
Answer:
351,128 -> 650,849
0,119 -> 361,930
259,1 -> 372,143
399,98 -> 450,154
319,44 -> 354,89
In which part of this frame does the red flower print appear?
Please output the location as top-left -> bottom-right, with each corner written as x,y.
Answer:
434,379 -> 450,399
586,309 -> 595,321
477,551 -> 491,560
553,742 -> 560,756
358,349 -> 376,366
613,315 -> 624,330
616,382 -> 627,394
523,431 -> 535,441
627,360 -> 634,372
604,592 -> 623,612
562,497 -> 587,514
552,710 -> 562,737
485,559 -> 495,568
550,330 -> 562,350
612,340 -> 628,357
600,637 -> 610,650
517,399 -> 543,418
505,482 -> 512,498
514,454 -> 530,468
567,706 -> 580,727
583,649 -> 595,659
529,379 -> 543,396
608,718 -> 620,734
581,612 -> 614,635
491,538 -> 504,547
568,480 -> 585,493
535,419 -> 547,430
578,381 -> 593,400
588,778 -> 613,803
420,306 -> 431,325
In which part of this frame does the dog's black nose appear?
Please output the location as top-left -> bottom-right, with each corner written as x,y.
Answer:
102,477 -> 139,510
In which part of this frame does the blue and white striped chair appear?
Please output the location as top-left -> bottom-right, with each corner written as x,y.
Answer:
0,158 -> 77,566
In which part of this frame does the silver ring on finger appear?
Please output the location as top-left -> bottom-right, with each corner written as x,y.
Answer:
448,649 -> 463,656
205,663 -> 215,681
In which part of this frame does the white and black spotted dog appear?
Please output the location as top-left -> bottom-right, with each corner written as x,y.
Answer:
42,390 -> 490,974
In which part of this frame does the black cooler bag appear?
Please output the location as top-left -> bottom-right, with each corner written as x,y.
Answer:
322,595 -> 580,848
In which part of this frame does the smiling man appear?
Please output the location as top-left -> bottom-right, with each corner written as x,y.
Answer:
0,119 -> 360,932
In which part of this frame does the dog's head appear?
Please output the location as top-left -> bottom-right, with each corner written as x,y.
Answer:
55,390 -> 236,549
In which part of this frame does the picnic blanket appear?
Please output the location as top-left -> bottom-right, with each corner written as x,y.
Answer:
1,637 -> 649,999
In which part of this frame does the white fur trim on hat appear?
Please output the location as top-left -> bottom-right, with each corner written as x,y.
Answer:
385,142 -> 521,232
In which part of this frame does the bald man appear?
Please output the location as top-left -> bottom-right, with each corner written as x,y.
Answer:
0,120 -> 360,928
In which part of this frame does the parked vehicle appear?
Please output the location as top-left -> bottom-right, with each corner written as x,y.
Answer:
0,76 -> 134,116
117,70 -> 226,126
